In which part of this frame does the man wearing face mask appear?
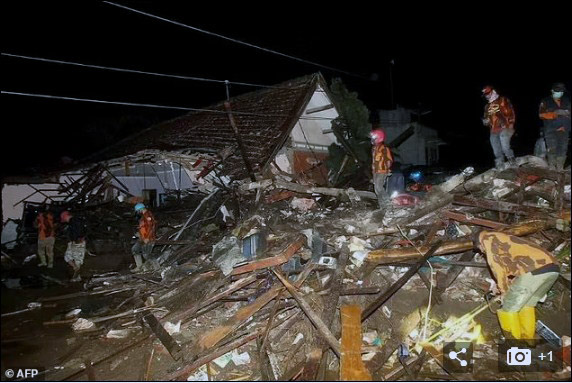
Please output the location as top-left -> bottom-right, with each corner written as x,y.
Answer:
482,85 -> 517,170
370,128 -> 393,208
539,83 -> 571,170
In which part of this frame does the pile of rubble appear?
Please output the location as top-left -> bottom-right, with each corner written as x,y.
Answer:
2,155 -> 571,381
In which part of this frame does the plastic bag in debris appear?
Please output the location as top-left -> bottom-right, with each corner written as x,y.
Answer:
391,193 -> 419,206
290,197 -> 317,212
231,350 -> 251,366
72,318 -> 95,331
212,236 -> 245,276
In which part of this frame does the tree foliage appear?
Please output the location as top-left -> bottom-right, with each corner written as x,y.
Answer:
326,78 -> 372,184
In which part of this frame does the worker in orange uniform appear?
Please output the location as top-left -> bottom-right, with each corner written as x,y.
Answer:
370,129 -> 393,208
474,230 -> 560,344
131,203 -> 157,272
35,206 -> 56,268
482,86 -> 516,170
539,82 -> 570,170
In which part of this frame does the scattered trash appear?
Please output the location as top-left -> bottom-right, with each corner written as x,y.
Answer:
317,256 -> 337,269
290,197 -> 316,212
72,318 -> 95,332
23,254 -> 37,264
163,320 -> 181,335
231,350 -> 251,366
106,329 -> 132,339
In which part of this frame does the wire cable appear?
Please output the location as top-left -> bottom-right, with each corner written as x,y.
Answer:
103,1 -> 373,81
1,52 -> 285,89
1,90 -> 337,121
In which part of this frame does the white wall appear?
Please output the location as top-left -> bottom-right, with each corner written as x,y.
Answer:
289,86 -> 340,152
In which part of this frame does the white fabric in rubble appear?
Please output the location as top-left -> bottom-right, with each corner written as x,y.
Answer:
72,318 -> 95,331
212,236 -> 245,276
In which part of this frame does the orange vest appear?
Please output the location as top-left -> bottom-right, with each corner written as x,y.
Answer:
372,143 -> 393,174
139,210 -> 157,241
37,212 -> 55,240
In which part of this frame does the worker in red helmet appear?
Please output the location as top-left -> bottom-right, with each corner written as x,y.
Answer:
60,210 -> 87,282
482,86 -> 516,170
370,127 -> 393,208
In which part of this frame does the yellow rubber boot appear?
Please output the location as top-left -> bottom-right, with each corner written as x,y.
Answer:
497,310 -> 521,339
518,306 -> 536,346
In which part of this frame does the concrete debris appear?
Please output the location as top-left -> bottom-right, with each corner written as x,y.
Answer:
72,318 -> 95,331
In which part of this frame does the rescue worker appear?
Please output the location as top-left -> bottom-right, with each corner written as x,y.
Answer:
481,86 -> 516,170
60,210 -> 87,282
474,230 -> 560,344
539,82 -> 571,170
131,203 -> 157,273
35,206 -> 55,268
370,129 -> 393,208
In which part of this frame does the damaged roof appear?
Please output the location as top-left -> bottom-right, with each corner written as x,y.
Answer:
85,73 -> 328,179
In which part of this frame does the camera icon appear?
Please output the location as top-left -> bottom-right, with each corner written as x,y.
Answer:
506,347 -> 532,366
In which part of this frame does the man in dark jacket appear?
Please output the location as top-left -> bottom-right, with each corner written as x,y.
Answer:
60,210 -> 87,282
539,82 -> 571,170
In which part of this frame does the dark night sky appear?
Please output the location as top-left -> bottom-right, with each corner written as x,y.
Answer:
2,2 -> 570,177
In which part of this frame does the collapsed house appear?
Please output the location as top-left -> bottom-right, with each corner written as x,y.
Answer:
1,74 -> 571,381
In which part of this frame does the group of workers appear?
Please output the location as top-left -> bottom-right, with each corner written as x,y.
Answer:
35,203 -> 157,281
482,82 -> 570,170
369,82 -> 568,344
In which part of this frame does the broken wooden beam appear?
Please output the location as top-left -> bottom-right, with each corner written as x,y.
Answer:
272,268 -> 341,358
362,240 -> 443,322
453,195 -> 553,217
142,313 -> 182,361
340,305 -> 372,381
440,210 -> 509,230
230,235 -> 305,275
197,285 -> 283,351
224,101 -> 257,182
367,219 -> 552,264
240,179 -> 377,200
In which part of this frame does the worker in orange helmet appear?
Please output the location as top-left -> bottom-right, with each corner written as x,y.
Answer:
131,203 -> 157,272
539,82 -> 570,170
370,128 -> 393,208
482,85 -> 516,170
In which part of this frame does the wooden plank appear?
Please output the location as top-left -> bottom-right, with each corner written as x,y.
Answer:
230,236 -> 304,275
340,305 -> 372,381
453,195 -> 552,217
300,348 -> 323,381
440,210 -> 509,229
272,268 -> 341,357
142,313 -> 182,361
197,285 -> 283,351
362,240 -> 444,322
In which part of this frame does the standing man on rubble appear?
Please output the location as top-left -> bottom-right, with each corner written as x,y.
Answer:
35,206 -> 55,268
131,203 -> 157,273
60,210 -> 87,282
370,128 -> 393,208
473,230 -> 560,344
539,82 -> 571,170
481,85 -> 517,170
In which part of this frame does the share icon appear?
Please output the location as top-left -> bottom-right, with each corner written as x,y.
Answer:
448,348 -> 468,367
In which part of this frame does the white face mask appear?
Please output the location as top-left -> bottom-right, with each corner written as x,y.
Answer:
552,91 -> 564,99
486,90 -> 499,103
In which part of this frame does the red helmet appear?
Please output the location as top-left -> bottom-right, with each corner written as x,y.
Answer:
482,85 -> 494,95
60,210 -> 72,223
370,129 -> 385,144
